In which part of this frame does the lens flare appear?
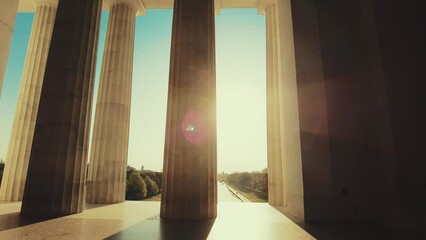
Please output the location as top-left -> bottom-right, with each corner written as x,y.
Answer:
181,111 -> 208,145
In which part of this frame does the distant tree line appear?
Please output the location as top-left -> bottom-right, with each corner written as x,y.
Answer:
223,169 -> 268,193
0,162 -> 161,200
126,166 -> 162,200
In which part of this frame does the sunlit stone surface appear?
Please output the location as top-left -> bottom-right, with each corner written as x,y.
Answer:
0,201 -> 315,239
0,0 -> 57,202
86,0 -> 141,204
0,0 -> 19,97
265,0 -> 284,207
263,0 -> 304,220
161,0 -> 217,220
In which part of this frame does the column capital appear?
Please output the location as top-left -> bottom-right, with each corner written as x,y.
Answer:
32,0 -> 58,8
257,0 -> 277,15
103,0 -> 146,16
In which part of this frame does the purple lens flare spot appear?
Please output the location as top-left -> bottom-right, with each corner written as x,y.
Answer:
181,111 -> 208,145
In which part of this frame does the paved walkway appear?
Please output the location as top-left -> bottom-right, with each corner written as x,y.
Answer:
220,182 -> 251,202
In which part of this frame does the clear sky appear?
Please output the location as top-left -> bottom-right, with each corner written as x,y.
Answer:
0,9 -> 266,173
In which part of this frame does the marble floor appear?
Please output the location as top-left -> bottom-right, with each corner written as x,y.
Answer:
0,201 -> 315,240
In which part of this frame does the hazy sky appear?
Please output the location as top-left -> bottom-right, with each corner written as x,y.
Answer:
0,9 -> 266,173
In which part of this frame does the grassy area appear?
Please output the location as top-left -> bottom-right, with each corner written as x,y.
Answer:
142,194 -> 161,201
225,182 -> 268,203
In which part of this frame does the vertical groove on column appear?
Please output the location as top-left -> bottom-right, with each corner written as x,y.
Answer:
86,3 -> 136,204
0,4 -> 57,201
207,0 -> 217,218
71,0 -> 102,213
21,0 -> 101,217
266,2 -> 284,206
161,0 -> 217,220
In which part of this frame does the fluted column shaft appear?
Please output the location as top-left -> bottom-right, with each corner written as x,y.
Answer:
0,1 -> 57,201
265,1 -> 284,206
0,0 -> 19,97
265,0 -> 304,219
86,2 -> 136,204
21,0 -> 101,217
161,0 -> 217,220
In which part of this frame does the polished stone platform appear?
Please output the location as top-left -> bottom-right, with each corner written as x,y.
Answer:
0,201 -> 314,239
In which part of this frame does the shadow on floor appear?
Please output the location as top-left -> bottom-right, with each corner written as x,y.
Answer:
302,221 -> 425,240
106,215 -> 215,240
0,212 -> 54,232
0,202 -> 121,232
272,205 -> 425,239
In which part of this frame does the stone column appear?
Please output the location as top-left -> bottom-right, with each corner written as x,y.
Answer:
263,0 -> 305,220
291,0 -> 333,221
0,0 -> 19,97
0,0 -> 57,202
161,0 -> 217,220
264,0 -> 284,207
86,0 -> 143,204
21,0 -> 101,217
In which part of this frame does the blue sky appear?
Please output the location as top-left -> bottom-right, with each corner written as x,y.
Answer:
0,9 -> 266,173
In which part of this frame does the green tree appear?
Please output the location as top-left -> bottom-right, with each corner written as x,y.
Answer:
237,172 -> 251,187
250,173 -> 260,189
227,172 -> 238,184
126,172 -> 147,200
141,170 -> 162,191
259,168 -> 268,193
154,172 -> 162,190
145,176 -> 159,197
126,166 -> 137,181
